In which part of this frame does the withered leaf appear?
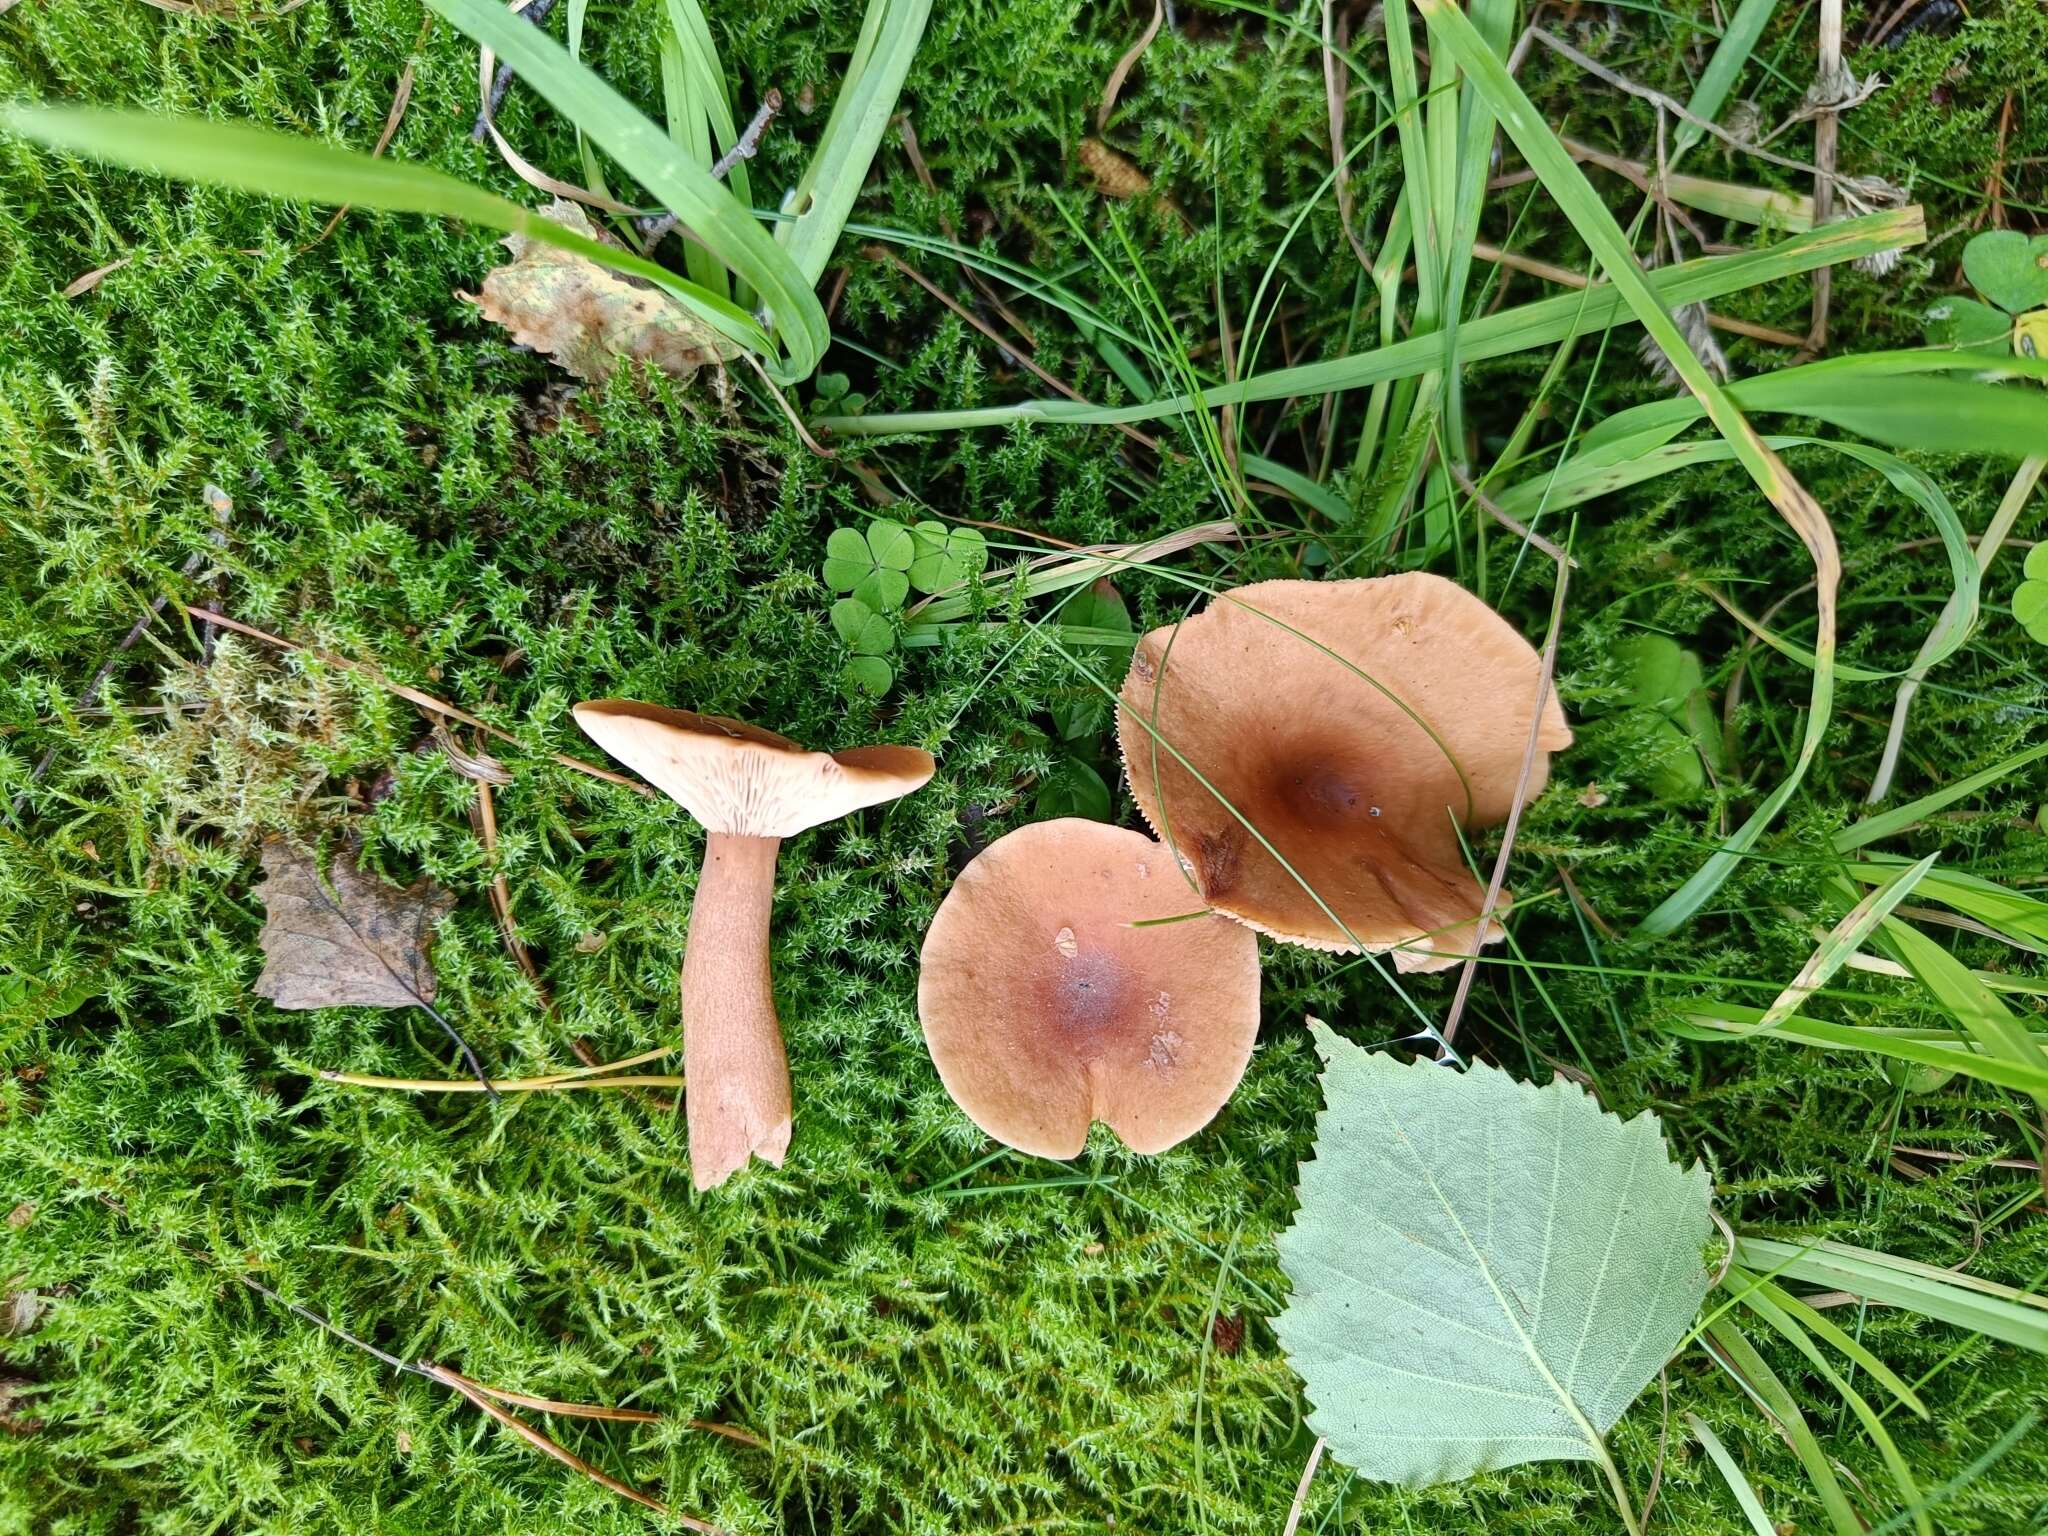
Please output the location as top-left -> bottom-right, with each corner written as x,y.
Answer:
461,200 -> 735,385
253,839 -> 455,1011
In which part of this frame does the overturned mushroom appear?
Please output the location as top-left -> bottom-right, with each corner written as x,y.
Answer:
1116,574 -> 1570,971
919,819 -> 1261,1158
574,702 -> 934,1189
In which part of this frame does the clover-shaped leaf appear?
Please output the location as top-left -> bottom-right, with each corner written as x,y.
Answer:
1923,296 -> 2012,352
1961,231 -> 2048,315
822,521 -> 915,611
2014,543 -> 2048,647
830,597 -> 896,657
843,655 -> 894,696
907,521 -> 990,594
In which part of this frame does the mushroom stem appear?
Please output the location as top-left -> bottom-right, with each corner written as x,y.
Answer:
681,832 -> 793,1189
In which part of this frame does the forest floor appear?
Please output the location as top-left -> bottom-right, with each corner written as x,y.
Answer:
3,0 -> 2048,1532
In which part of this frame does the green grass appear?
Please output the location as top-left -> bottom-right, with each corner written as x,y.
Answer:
4,0 -> 2048,1532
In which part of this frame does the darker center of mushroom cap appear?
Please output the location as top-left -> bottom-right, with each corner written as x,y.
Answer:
1264,740 -> 1392,830
1033,936 -> 1135,1038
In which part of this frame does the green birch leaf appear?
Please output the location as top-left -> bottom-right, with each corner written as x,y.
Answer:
1274,1025 -> 1715,1487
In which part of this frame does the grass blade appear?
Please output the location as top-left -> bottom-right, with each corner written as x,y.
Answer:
1704,1316 -> 1865,1536
424,0 -> 827,380
1734,1237 -> 2048,1353
0,104 -> 775,358
1837,743 -> 2048,851
1879,918 -> 2048,1115
1669,1005 -> 2048,1098
1753,854 -> 1937,1033
1686,1413 -> 1778,1536
777,0 -> 931,284
815,207 -> 1924,435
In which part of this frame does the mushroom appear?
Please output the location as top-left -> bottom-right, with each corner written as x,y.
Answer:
1115,573 -> 1570,971
918,818 -> 1261,1158
573,701 -> 934,1189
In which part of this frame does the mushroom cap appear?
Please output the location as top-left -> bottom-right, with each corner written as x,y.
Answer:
1115,574 -> 1571,970
918,819 -> 1261,1159
573,700 -> 934,838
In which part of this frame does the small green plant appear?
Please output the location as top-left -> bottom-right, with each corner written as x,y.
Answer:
1609,632 -> 1725,799
822,518 -> 987,695
1924,229 -> 2048,351
2012,543 -> 2048,645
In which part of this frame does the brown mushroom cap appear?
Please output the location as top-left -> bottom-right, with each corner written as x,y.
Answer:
918,819 -> 1261,1159
572,701 -> 935,838
1115,574 -> 1571,971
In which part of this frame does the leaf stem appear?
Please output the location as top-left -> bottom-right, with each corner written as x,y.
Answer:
1590,1434 -> 1647,1536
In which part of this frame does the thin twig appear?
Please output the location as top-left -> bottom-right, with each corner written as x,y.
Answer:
1531,29 -> 1843,186
471,0 -> 561,141
1098,0 -> 1165,129
639,91 -> 783,251
179,605 -> 653,796
309,15 -> 431,250
1805,0 -> 1845,353
1280,1435 -> 1327,1536
11,536 -> 215,820
742,352 -> 836,457
862,245 -> 1162,453
96,1193 -> 704,1523
322,1069 -> 684,1093
1322,0 -> 1375,273
1447,463 -> 1579,569
1468,242 -> 1805,347
1439,539 -> 1570,1053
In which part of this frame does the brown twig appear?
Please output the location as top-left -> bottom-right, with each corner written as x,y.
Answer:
1098,0 -> 1165,130
1439,535 -> 1570,1053
306,18 -> 431,252
639,91 -> 783,251
1468,241 -> 1804,346
1446,462 -> 1579,569
1322,0 -> 1375,274
423,1363 -> 716,1527
472,0 -> 561,141
94,1194 -> 708,1524
1804,0 -> 1845,354
179,605 -> 653,796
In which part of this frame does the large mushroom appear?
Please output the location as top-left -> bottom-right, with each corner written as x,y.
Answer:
918,818 -> 1261,1158
1115,573 -> 1570,971
574,701 -> 934,1189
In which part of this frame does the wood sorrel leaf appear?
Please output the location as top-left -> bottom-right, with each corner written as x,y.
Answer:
1274,1024 -> 1714,1487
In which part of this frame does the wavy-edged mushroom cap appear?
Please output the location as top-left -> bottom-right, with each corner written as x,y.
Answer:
1116,574 -> 1571,971
573,701 -> 935,838
919,819 -> 1261,1159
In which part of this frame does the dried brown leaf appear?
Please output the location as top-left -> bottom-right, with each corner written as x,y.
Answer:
253,839 -> 455,1011
461,200 -> 734,385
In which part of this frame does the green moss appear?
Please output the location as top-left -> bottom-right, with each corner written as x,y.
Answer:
3,0 -> 2047,1532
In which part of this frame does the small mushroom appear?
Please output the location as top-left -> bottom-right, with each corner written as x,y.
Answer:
918,819 -> 1261,1158
1116,574 -> 1570,971
573,701 -> 934,1189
